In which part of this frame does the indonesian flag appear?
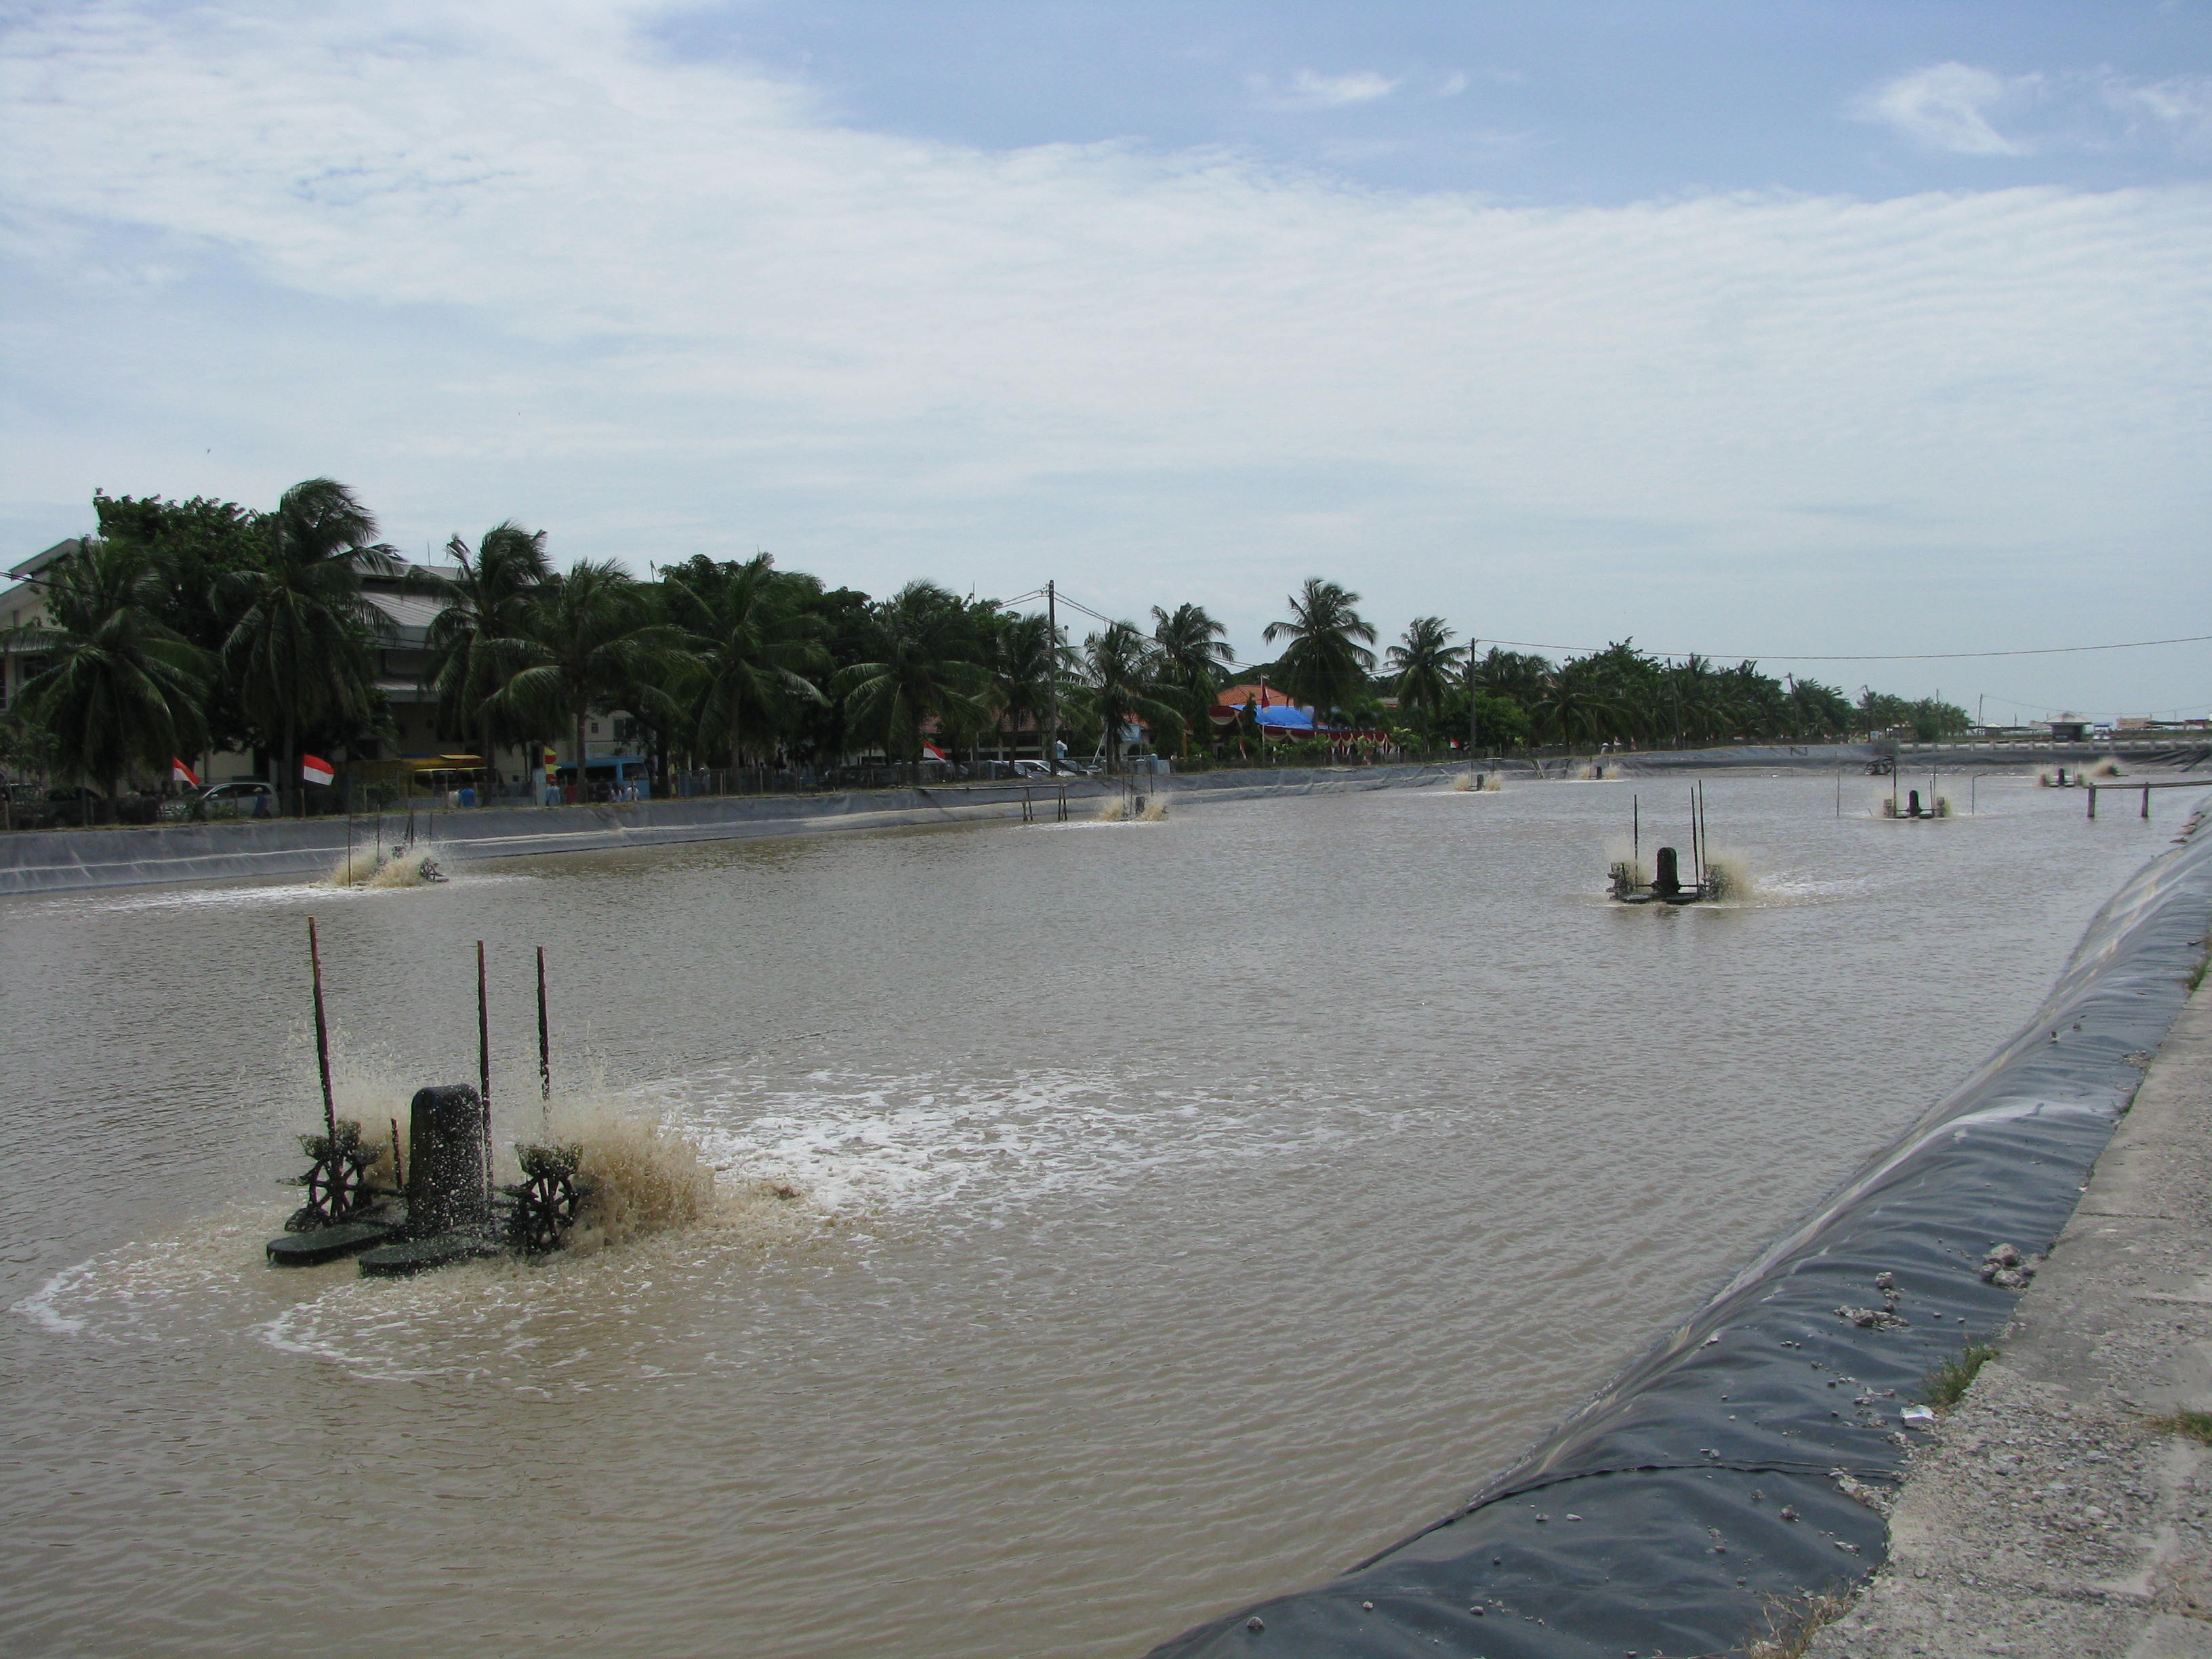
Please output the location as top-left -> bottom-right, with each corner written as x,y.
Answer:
300,754 -> 335,787
922,744 -> 949,762
170,757 -> 201,787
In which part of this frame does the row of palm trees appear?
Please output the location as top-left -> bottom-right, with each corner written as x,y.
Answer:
3,480 -> 1248,808
3,479 -> 1961,812
1271,586 -> 1963,750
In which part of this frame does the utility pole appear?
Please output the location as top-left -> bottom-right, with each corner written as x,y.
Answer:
1466,644 -> 1479,761
1044,580 -> 1059,774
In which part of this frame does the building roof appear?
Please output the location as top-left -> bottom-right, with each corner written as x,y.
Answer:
7,538 -> 82,583
364,588 -> 448,638
1216,682 -> 1307,710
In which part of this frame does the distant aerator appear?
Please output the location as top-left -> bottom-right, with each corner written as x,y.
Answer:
1609,783 -> 1728,905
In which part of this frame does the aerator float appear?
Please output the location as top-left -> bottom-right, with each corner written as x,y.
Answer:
1607,783 -> 1730,905
1880,765 -> 1952,819
266,922 -> 590,1276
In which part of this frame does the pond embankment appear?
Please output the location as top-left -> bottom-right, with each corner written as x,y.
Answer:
1803,981 -> 2212,1659
0,764 -> 1456,895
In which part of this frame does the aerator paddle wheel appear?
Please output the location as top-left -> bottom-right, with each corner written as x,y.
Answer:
503,1143 -> 594,1254
285,1120 -> 384,1231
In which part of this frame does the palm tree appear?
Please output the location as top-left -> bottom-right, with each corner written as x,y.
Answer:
832,580 -> 992,779
424,521 -> 550,800
984,610 -> 1065,766
215,478 -> 398,813
1082,621 -> 1183,772
1150,602 -> 1234,760
1386,616 -> 1465,740
661,554 -> 827,776
495,560 -> 668,789
1536,667 -> 1619,749
1263,578 -> 1376,724
9,538 -> 208,809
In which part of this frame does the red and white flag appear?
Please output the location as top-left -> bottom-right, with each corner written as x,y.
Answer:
300,754 -> 335,787
170,757 -> 201,787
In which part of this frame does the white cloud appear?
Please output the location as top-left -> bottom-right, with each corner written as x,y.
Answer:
1853,62 -> 2027,156
1856,60 -> 2212,158
1,3 -> 2208,708
1438,72 -> 1469,98
1250,68 -> 1399,111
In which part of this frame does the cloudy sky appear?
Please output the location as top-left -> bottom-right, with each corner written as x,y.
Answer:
3,1 -> 2209,718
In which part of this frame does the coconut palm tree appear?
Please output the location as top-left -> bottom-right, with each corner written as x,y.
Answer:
1263,578 -> 1376,724
1536,666 -> 1619,749
983,609 -> 1066,766
9,537 -> 209,809
661,553 -> 827,775
495,560 -> 670,789
215,478 -> 398,813
1150,602 -> 1234,760
424,521 -> 550,800
1386,616 -> 1466,741
1082,621 -> 1184,772
832,580 -> 992,778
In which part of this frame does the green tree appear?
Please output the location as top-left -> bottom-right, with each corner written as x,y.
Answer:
9,537 -> 209,808
424,521 -> 551,798
832,580 -> 991,778
661,553 -> 827,773
1386,616 -> 1467,739
214,478 -> 397,813
983,609 -> 1067,765
1262,578 -> 1377,723
496,560 -> 670,787
92,491 -> 268,754
1150,602 -> 1234,759
1081,621 -> 1183,771
1536,663 -> 1620,747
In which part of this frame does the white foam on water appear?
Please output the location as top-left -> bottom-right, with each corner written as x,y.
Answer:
11,1212 -> 264,1343
647,1063 -> 1401,1225
55,869 -> 532,916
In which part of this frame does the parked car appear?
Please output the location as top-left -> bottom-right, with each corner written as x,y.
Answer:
1011,760 -> 1055,779
199,780 -> 277,817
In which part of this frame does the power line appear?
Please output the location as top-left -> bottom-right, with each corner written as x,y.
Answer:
1383,633 -> 2212,664
1000,586 -> 2208,666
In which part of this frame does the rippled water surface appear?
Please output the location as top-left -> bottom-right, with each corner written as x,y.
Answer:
0,773 -> 2177,1657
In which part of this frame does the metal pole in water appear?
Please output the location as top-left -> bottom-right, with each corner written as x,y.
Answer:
476,939 -> 492,1207
1632,794 -> 1639,869
536,945 -> 550,1103
308,917 -> 337,1150
2144,785 -> 2152,821
2089,783 -> 2098,819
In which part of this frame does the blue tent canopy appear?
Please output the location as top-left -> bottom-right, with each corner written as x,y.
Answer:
1253,704 -> 1314,731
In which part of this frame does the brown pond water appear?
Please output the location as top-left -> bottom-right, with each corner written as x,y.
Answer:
0,772 -> 2174,1657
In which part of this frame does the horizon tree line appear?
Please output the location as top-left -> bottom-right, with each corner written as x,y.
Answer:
0,480 -> 1969,813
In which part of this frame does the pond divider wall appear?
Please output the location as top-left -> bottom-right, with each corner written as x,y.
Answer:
1146,811 -> 2212,1659
0,764 -> 1457,896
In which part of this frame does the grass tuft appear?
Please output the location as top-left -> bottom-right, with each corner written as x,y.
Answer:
2146,1410 -> 2212,1445
1744,1588 -> 1853,1659
1921,1342 -> 2001,1412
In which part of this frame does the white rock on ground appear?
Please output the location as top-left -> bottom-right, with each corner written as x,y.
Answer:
1804,982 -> 2212,1659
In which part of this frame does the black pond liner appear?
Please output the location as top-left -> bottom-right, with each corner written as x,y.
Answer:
1147,813 -> 2212,1659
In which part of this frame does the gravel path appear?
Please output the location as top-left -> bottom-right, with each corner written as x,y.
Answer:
1804,983 -> 2212,1659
